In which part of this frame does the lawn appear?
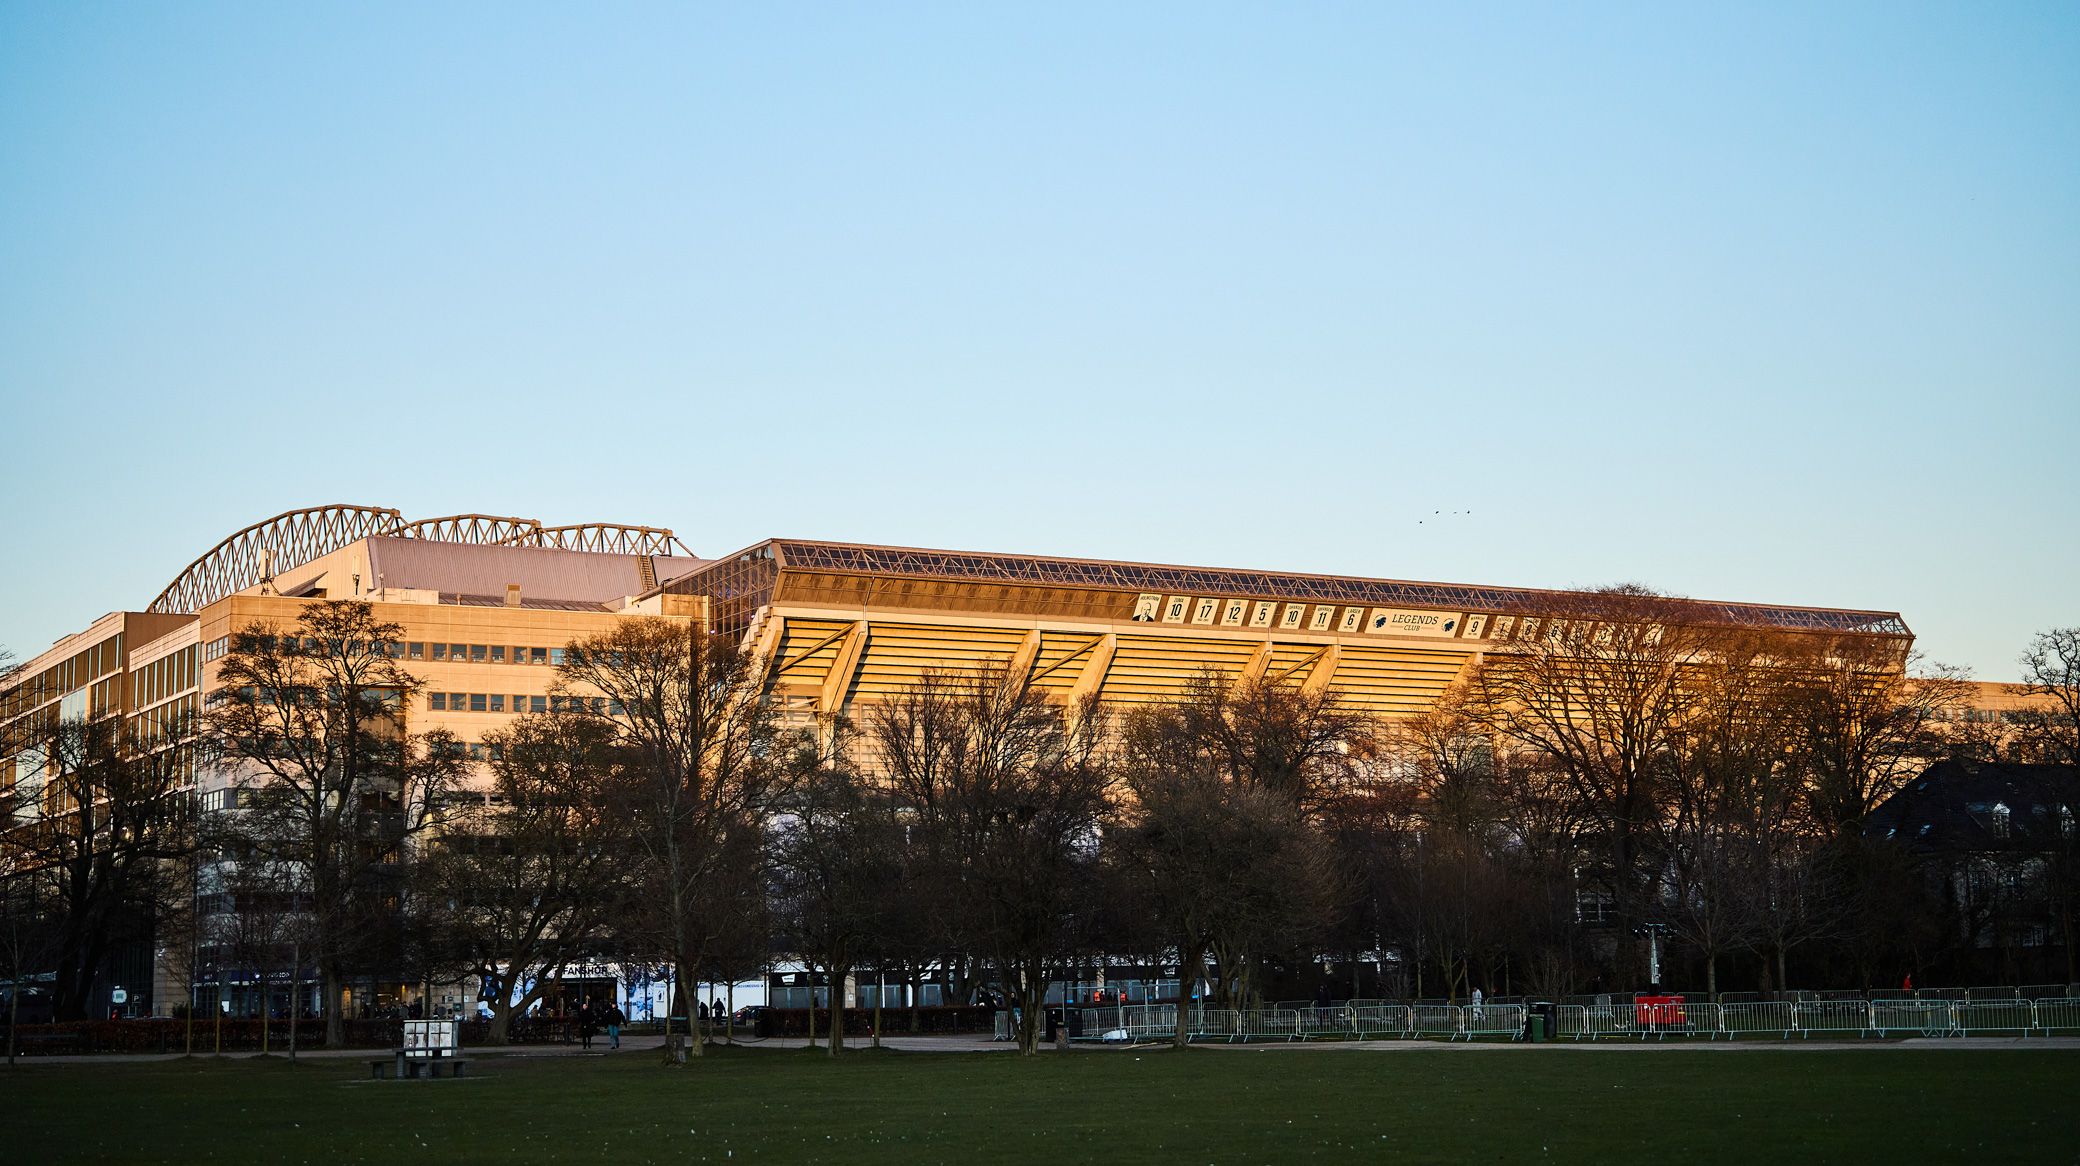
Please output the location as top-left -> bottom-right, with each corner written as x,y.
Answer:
7,1044 -> 2075,1164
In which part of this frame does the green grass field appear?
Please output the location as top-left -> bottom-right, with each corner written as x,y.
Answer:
8,1045 -> 2076,1164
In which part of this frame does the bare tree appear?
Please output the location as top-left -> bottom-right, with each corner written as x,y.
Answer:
2017,628 -> 2080,766
0,716 -> 194,1021
416,710 -> 632,1043
1116,708 -> 1332,1043
554,617 -> 782,1061
870,666 -> 1114,1056
0,853 -> 60,1064
1469,588 -> 1711,980
769,737 -> 903,1056
1785,635 -> 1969,838
202,600 -> 463,1047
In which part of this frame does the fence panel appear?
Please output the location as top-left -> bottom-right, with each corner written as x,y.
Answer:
1719,1001 -> 1793,1039
1463,1004 -> 1527,1040
1235,1009 -> 1300,1041
1297,1007 -> 1355,1039
1954,1001 -> 2031,1036
1553,1005 -> 1589,1039
2032,999 -> 2080,1034
1351,1004 -> 1412,1039
1868,1000 -> 1952,1037
1793,999 -> 1870,1038
1575,1003 -> 1638,1039
1637,1002 -> 1720,1040
1411,1004 -> 1463,1039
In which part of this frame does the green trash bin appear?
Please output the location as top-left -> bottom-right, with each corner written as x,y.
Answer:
1529,1014 -> 1546,1043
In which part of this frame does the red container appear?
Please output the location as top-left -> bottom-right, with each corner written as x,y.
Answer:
1635,995 -> 1686,1027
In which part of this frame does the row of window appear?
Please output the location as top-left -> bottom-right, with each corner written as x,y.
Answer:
426,693 -> 618,716
392,643 -> 569,666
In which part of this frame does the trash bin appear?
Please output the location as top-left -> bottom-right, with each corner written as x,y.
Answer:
753,1007 -> 776,1039
1526,1001 -> 1557,1043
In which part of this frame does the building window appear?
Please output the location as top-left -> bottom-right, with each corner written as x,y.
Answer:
489,695 -> 504,713
471,644 -> 488,662
490,646 -> 506,663
429,693 -> 446,711
409,642 -> 424,660
430,644 -> 447,661
530,696 -> 546,714
469,694 -> 487,712
1992,803 -> 2011,839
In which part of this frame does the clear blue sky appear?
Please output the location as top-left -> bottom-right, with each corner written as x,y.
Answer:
1,3 -> 2073,680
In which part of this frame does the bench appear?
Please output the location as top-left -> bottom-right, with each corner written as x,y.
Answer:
370,1050 -> 468,1079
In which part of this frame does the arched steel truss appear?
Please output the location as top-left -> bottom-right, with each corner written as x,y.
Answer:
148,505 -> 405,615
396,514 -> 545,545
530,524 -> 692,557
149,506 -> 694,615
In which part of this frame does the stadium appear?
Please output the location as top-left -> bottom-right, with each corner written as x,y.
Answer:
1,503 -> 1920,1021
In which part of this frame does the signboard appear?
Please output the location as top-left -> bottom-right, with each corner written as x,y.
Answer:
402,1019 -> 460,1057
1120,592 -> 1482,642
110,987 -> 128,1005
1364,609 -> 1463,638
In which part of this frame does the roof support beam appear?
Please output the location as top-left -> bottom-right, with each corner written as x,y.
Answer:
1030,635 -> 1102,685
1264,645 -> 1324,688
1300,643 -> 1342,697
819,622 -> 871,714
774,622 -> 856,676
1240,641 -> 1274,685
1006,629 -> 1043,684
1064,633 -> 1117,707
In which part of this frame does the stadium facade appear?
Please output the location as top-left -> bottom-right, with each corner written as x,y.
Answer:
1,504 -> 1918,1019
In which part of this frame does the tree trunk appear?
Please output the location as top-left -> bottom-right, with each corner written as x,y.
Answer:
1175,944 -> 1205,1048
288,945 -> 300,1062
872,971 -> 883,1050
678,957 -> 703,1057
830,966 -> 847,1057
323,966 -> 343,1048
488,996 -> 515,1044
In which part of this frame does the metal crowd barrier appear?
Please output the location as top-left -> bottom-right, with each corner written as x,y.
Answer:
1351,1004 -> 1413,1038
1411,1004 -> 1463,1039
1235,1009 -> 1301,1041
1951,1000 -> 2031,1036
1060,993 -> 2080,1045
1462,1004 -> 1528,1041
1718,1001 -> 1794,1039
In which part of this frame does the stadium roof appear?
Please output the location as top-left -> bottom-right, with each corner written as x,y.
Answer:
665,538 -> 1912,637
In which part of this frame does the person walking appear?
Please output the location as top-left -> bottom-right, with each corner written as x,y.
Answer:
605,1002 -> 625,1050
577,1000 -> 597,1051
1470,986 -> 1485,1022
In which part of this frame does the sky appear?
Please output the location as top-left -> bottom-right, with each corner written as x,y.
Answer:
1,2 -> 2074,680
